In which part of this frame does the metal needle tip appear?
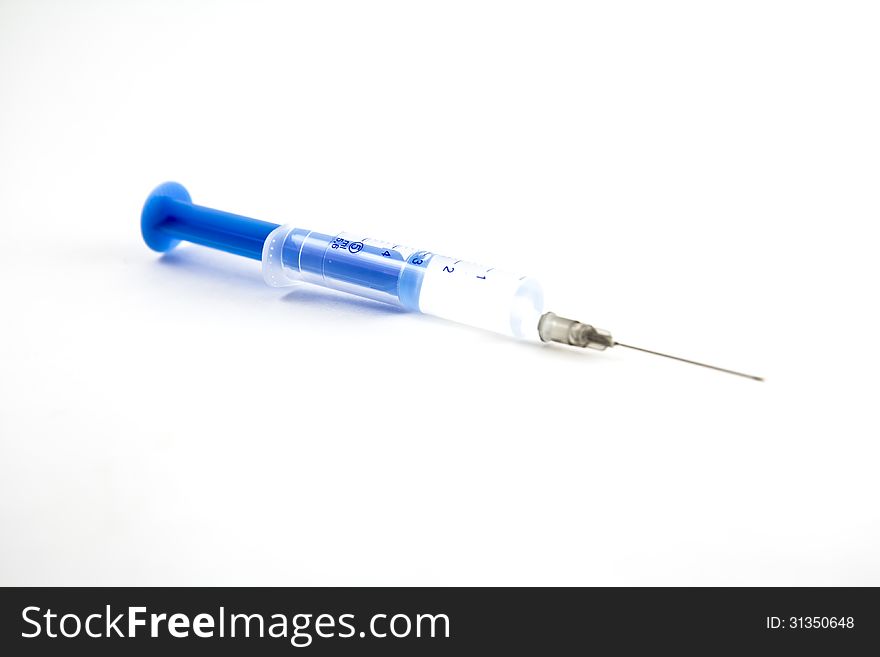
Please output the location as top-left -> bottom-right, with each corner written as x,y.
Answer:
613,342 -> 764,381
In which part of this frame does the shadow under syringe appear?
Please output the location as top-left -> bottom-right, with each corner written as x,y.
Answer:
154,246 -> 612,359
156,246 -> 404,318
157,247 -> 267,291
278,285 -> 404,316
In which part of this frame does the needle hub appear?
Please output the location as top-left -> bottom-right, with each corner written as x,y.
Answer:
539,312 -> 763,381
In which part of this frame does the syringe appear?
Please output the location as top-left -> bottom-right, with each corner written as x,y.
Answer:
142,182 -> 762,380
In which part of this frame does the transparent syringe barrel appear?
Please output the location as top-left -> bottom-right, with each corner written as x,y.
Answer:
262,225 -> 544,340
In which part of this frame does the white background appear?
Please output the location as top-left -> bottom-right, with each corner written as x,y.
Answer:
1,1 -> 878,585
